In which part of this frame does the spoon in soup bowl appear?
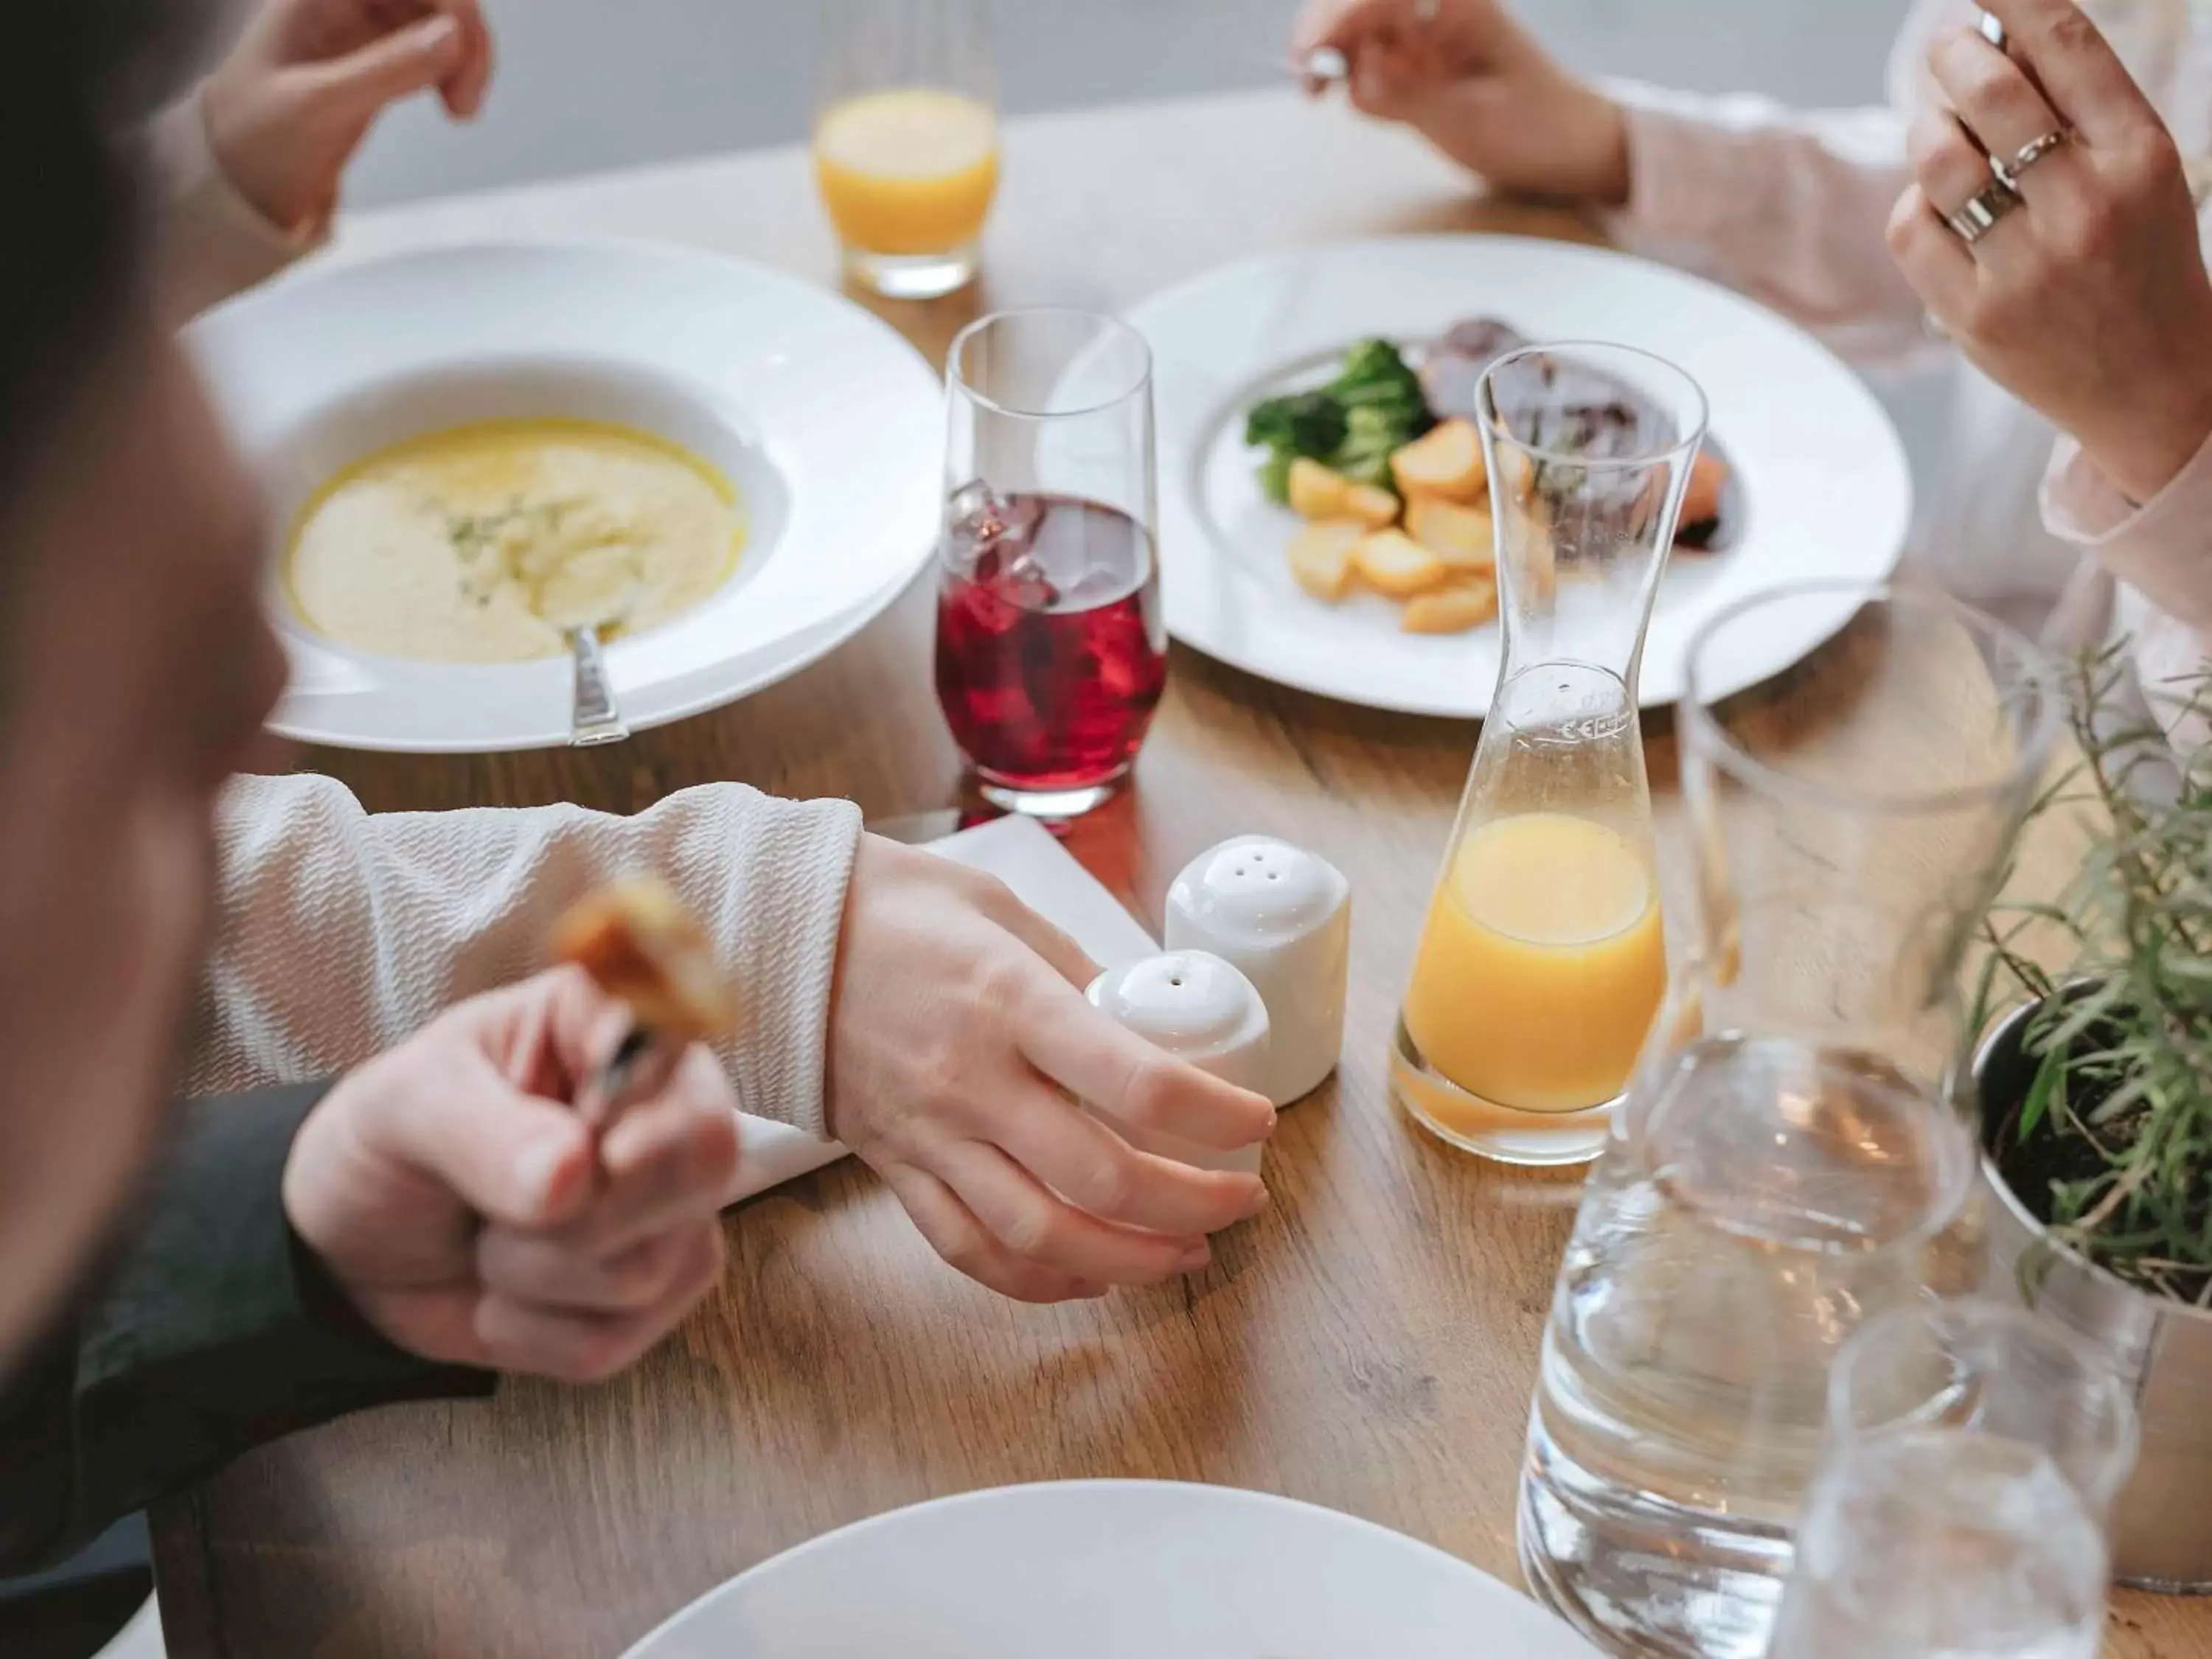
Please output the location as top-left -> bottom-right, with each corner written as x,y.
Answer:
536,551 -> 642,748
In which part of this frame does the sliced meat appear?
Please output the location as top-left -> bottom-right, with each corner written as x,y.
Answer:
1418,317 -> 1533,420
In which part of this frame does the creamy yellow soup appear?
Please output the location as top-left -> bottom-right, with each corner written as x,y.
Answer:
285,419 -> 743,664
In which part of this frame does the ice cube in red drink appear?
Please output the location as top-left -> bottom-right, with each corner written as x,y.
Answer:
934,489 -> 1166,805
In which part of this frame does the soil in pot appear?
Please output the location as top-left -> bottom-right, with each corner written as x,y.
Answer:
1985,1005 -> 2212,1308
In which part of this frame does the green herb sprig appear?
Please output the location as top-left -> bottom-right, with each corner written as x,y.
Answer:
1975,647 -> 2212,1303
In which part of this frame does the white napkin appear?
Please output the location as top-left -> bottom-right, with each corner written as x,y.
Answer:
720,815 -> 1160,1205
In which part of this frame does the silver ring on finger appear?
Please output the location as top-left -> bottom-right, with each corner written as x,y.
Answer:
1944,178 -> 2023,246
1994,128 -> 2069,187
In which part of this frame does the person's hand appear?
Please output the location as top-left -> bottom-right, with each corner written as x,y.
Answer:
203,0 -> 496,235
1888,0 -> 2212,502
1290,0 -> 1629,203
826,836 -> 1276,1304
284,967 -> 740,1384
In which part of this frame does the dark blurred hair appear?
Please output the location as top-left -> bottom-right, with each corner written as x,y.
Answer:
0,1 -> 206,509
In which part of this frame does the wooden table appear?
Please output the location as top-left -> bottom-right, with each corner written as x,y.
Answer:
153,90 -> 2206,1658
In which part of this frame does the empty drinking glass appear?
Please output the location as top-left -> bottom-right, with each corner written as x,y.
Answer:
1519,584 -> 2066,1658
1770,1299 -> 2139,1659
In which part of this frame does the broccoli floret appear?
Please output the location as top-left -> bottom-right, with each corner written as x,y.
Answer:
1331,338 -> 1416,394
1328,339 -> 1432,425
1245,389 -> 1348,459
1323,340 -> 1432,486
1334,404 -> 1404,491
1245,338 -> 1433,504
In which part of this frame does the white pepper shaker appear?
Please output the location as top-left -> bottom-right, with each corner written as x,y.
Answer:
1164,835 -> 1349,1107
1085,950 -> 1272,1176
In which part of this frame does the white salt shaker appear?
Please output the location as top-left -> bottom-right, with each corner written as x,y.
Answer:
1164,835 -> 1349,1107
1085,950 -> 1272,1176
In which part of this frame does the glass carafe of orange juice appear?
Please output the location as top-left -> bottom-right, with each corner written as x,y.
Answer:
815,0 -> 998,299
1391,341 -> 1707,1167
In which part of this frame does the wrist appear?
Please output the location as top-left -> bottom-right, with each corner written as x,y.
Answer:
285,1201 -> 393,1350
1556,80 -> 1631,206
2086,375 -> 2212,507
277,1071 -> 368,1324
1473,23 -> 1625,204
1434,72 -> 1628,205
199,73 -> 324,237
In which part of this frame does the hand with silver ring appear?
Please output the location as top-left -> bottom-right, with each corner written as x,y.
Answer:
1944,176 -> 2021,244
1886,0 -> 2212,503
1994,127 -> 2068,186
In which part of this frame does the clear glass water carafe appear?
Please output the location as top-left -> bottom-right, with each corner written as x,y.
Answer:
1519,583 -> 2065,1659
1391,341 -> 1708,1168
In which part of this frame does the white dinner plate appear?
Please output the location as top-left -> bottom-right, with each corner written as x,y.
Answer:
621,1480 -> 1601,1658
1132,236 -> 1911,717
189,240 -> 944,752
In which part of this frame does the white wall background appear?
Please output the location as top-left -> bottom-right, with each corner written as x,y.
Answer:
343,0 -> 1917,206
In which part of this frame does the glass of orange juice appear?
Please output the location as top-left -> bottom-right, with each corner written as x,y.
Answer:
814,0 -> 998,299
1391,342 -> 1708,1166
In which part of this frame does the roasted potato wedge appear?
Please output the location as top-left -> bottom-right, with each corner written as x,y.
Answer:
1404,496 -> 1495,574
1287,519 -> 1365,602
1402,577 -> 1500,635
1343,481 -> 1402,529
1390,418 -> 1486,503
1287,457 -> 1352,521
1353,529 -> 1448,597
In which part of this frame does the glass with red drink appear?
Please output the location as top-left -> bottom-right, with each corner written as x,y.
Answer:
937,309 -> 1164,818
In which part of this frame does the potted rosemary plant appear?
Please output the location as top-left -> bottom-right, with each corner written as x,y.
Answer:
1974,651 -> 2212,1592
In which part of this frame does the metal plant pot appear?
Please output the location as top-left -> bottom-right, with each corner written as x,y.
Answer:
1975,994 -> 2212,1593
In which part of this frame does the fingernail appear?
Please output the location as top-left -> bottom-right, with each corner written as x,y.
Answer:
1242,1184 -> 1272,1219
1177,1240 -> 1212,1272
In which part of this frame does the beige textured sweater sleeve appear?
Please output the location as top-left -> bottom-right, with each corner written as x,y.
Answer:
183,773 -> 864,1138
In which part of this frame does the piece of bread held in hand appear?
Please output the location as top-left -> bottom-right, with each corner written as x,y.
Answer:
552,876 -> 738,1123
